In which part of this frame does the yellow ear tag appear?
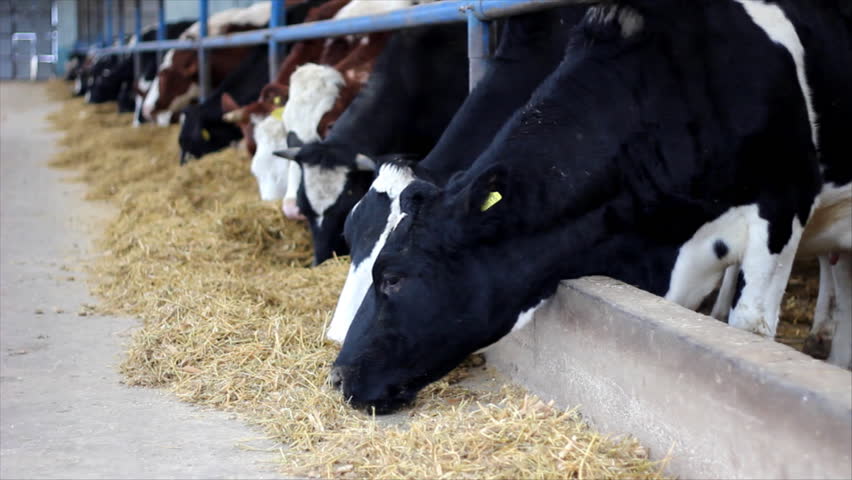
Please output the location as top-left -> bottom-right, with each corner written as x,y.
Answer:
201,128 -> 210,141
270,106 -> 285,121
273,95 -> 282,106
480,191 -> 503,212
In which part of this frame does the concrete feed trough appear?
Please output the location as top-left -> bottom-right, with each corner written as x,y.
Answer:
487,276 -> 852,479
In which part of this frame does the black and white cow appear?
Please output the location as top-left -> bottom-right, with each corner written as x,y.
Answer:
86,21 -> 195,108
274,22 -> 470,266
64,52 -> 88,81
330,0 -> 852,413
327,6 -> 590,343
178,45 -> 269,163
77,54 -> 119,100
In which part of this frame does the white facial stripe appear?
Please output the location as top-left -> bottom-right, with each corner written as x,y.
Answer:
326,164 -> 415,343
160,49 -> 175,69
142,74 -> 160,119
283,63 -> 345,144
734,0 -> 818,149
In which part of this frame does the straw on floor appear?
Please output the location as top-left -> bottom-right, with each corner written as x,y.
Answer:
46,80 -> 667,479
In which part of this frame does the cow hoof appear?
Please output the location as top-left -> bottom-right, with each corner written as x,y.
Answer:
803,333 -> 832,360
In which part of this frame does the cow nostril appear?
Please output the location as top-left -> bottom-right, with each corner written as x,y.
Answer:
327,366 -> 344,391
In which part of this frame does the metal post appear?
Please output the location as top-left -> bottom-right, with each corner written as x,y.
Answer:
105,0 -> 113,45
96,0 -> 104,46
117,0 -> 125,44
466,8 -> 490,91
268,0 -> 286,83
156,0 -> 165,64
133,0 -> 142,79
198,0 -> 209,100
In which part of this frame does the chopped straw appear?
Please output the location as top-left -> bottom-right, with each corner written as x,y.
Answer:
44,79 -> 668,479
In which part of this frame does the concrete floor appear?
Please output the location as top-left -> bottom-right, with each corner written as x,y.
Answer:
0,82 -> 283,479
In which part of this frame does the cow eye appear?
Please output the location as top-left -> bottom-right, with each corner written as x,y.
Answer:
380,273 -> 404,296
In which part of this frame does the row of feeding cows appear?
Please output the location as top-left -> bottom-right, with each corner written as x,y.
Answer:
67,0 -> 851,414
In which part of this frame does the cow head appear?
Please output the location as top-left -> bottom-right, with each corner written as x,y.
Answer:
250,114 -> 293,201
178,102 -> 242,164
83,56 -> 118,103
327,161 -> 418,343
283,63 -> 346,145
332,165 -> 532,414
143,50 -> 200,126
222,83 -> 289,156
117,80 -> 137,113
275,141 -> 376,265
87,56 -> 127,104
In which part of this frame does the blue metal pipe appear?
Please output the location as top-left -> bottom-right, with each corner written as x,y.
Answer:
133,0 -> 142,79
198,0 -> 210,100
105,0 -> 113,45
95,0 -> 574,54
268,0 -> 286,83
466,8 -> 490,91
156,0 -> 166,64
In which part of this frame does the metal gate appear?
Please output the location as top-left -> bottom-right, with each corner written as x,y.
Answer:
0,0 -> 57,80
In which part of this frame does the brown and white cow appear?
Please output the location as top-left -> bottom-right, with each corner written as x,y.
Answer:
141,1 -> 277,125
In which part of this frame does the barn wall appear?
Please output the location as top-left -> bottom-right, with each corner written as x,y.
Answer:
0,0 -> 57,80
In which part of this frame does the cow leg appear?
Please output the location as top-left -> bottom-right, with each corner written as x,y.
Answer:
802,255 -> 837,359
827,253 -> 852,369
711,264 -> 740,321
729,216 -> 803,338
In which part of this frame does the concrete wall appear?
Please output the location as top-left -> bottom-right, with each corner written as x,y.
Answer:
486,277 -> 852,479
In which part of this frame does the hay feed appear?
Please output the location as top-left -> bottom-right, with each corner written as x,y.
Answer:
47,84 -> 667,479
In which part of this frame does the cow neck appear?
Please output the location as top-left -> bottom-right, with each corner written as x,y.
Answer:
477,197 -> 677,337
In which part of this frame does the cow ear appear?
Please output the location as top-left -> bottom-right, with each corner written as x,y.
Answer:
274,148 -> 301,162
221,92 -> 240,113
355,153 -> 376,171
400,180 -> 439,217
464,164 -> 508,215
286,131 -> 304,148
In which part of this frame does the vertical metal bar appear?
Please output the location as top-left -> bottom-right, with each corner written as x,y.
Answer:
156,0 -> 165,64
96,0 -> 104,46
133,0 -> 142,79
198,0 -> 210,100
105,0 -> 113,45
117,0 -> 125,44
466,8 -> 490,91
268,0 -> 286,83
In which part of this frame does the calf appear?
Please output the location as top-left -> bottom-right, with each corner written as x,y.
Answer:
327,6 -> 589,343
179,45 -> 269,163
275,22 -> 470,266
331,0 -> 851,413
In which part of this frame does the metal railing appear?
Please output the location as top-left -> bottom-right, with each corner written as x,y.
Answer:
85,0 -> 574,98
